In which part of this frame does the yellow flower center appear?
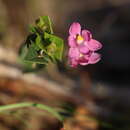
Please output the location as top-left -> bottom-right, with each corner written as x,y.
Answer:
77,35 -> 84,44
79,53 -> 84,57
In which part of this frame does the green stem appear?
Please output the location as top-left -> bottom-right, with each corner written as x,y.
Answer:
0,102 -> 63,121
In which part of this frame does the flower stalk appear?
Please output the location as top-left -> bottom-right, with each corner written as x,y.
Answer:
0,102 -> 63,121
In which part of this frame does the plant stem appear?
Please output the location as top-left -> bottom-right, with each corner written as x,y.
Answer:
0,102 -> 63,121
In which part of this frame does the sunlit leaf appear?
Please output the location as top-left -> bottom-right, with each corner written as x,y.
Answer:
44,32 -> 64,61
36,16 -> 53,34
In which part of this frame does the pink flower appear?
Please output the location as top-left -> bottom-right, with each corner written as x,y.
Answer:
68,22 -> 102,67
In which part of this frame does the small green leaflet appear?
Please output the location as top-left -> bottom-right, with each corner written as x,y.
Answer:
35,16 -> 53,34
44,32 -> 64,61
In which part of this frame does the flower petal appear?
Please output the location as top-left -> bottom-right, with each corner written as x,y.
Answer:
69,22 -> 81,36
87,39 -> 102,51
79,61 -> 89,65
78,54 -> 90,65
82,30 -> 92,41
68,47 -> 80,59
78,44 -> 89,54
88,52 -> 101,64
68,36 -> 77,47
79,57 -> 89,65
69,58 -> 79,68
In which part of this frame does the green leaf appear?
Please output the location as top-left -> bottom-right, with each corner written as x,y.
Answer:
35,34 -> 44,50
36,16 -> 53,34
19,16 -> 64,68
29,25 -> 37,33
26,34 -> 37,48
24,43 -> 49,64
44,32 -> 64,61
18,44 -> 38,70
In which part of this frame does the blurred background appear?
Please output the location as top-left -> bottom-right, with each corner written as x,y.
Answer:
0,0 -> 130,130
